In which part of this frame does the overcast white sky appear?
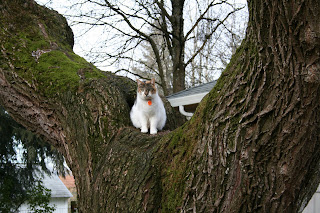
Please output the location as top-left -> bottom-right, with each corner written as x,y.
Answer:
35,0 -> 248,82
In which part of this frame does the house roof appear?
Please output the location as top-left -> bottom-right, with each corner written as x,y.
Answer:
59,175 -> 76,189
166,80 -> 217,107
42,173 -> 73,198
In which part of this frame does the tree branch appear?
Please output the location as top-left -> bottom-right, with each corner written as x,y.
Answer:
104,0 -> 167,94
185,6 -> 243,67
184,0 -> 216,40
2,1 -> 320,212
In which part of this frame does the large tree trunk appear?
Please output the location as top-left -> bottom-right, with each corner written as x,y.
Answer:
0,0 -> 319,212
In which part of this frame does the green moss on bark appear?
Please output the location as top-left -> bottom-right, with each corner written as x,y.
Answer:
155,38 -> 261,211
155,120 -> 199,211
0,0 -> 109,99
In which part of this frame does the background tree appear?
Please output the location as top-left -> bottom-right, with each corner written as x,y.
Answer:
0,106 -> 64,212
130,22 -> 174,94
186,3 -> 247,87
53,0 -> 245,94
130,2 -> 248,93
25,183 -> 55,213
0,0 -> 319,212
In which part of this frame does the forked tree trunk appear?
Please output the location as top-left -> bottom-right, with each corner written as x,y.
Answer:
0,0 -> 319,212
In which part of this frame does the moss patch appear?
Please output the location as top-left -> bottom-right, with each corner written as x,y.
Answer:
11,40 -> 103,98
155,119 -> 200,212
34,50 -> 103,97
0,0 -> 108,99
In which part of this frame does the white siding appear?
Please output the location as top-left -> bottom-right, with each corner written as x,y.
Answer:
18,197 -> 69,213
303,185 -> 320,213
167,92 -> 208,107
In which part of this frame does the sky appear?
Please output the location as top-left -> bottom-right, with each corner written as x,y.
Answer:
34,0 -> 248,82
35,0 -> 100,60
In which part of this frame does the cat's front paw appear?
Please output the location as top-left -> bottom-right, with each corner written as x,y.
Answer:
150,129 -> 158,135
141,127 -> 148,133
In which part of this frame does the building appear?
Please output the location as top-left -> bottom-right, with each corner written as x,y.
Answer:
19,173 -> 73,213
60,175 -> 78,213
166,81 -> 217,119
303,185 -> 320,213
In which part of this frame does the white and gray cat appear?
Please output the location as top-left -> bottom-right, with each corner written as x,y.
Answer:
130,78 -> 166,134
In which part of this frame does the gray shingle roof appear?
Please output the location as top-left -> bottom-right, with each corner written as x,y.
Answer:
166,81 -> 217,107
42,173 -> 73,198
167,81 -> 217,99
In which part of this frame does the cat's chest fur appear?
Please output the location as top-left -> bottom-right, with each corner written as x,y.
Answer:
135,97 -> 161,116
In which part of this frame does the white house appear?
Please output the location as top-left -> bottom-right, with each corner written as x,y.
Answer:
166,81 -> 217,119
19,173 -> 73,213
303,185 -> 320,213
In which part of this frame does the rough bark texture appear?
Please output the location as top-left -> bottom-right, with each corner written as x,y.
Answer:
173,1 -> 320,211
171,0 -> 186,93
0,0 -> 319,212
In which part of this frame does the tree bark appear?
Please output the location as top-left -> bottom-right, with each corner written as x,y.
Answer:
171,0 -> 186,93
0,0 -> 319,212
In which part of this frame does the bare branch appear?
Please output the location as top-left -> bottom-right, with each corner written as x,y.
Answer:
155,0 -> 172,22
157,0 -> 174,58
184,0 -> 216,40
185,6 -> 244,68
114,68 -> 160,82
103,0 -> 166,86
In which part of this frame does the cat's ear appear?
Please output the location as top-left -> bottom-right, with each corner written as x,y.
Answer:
151,78 -> 155,85
137,79 -> 142,85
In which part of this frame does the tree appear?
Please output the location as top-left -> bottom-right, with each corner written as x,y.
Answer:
60,0 -> 244,94
0,105 -> 64,212
185,3 -> 248,87
130,21 -> 174,95
0,0 -> 319,212
131,4 -> 248,92
25,183 -> 55,213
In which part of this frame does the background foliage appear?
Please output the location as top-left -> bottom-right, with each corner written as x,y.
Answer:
0,106 -> 65,212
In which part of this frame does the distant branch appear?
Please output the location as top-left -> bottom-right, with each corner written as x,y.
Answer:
185,0 -> 216,40
104,0 -> 165,86
185,6 -> 244,67
155,0 -> 172,22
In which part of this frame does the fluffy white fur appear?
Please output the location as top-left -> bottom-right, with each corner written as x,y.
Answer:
130,80 -> 166,134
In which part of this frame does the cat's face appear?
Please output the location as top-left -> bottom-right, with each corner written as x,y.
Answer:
137,78 -> 157,100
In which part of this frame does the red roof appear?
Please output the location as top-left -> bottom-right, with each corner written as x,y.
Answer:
59,175 -> 76,189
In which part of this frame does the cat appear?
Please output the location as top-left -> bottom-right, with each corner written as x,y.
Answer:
130,78 -> 166,134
